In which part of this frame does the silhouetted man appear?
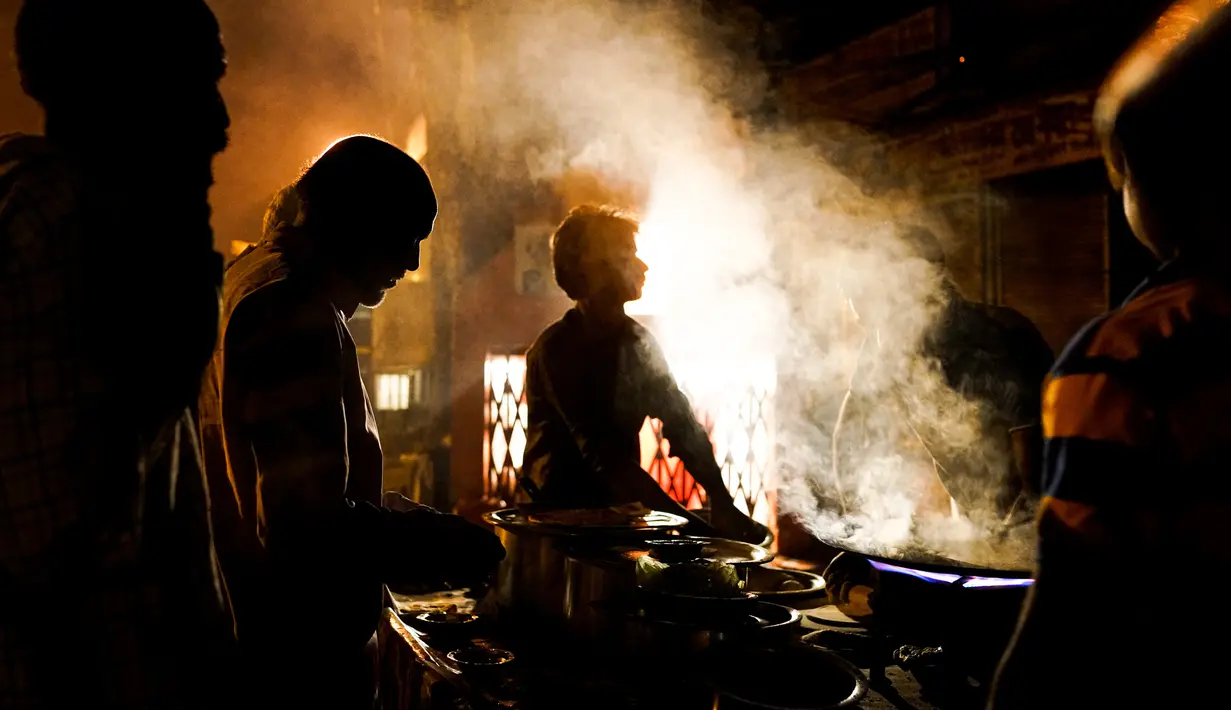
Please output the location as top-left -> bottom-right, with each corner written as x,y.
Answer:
826,228 -> 1053,613
198,136 -> 504,708
0,1 -> 234,707
834,227 -> 1053,523
523,205 -> 769,544
992,4 -> 1231,708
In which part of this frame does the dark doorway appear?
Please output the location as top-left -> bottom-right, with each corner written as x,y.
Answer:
987,160 -> 1109,352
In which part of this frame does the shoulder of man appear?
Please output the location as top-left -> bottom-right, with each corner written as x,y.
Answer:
223,276 -> 342,357
0,134 -> 83,248
527,309 -> 584,363
1056,275 -> 1223,378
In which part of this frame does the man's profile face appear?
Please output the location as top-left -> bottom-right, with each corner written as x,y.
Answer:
147,2 -> 230,174
350,213 -> 436,308
584,231 -> 647,304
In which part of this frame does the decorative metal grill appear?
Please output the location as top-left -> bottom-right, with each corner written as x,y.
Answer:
482,353 -> 528,503
639,415 -> 711,511
709,381 -> 776,528
481,350 -> 777,532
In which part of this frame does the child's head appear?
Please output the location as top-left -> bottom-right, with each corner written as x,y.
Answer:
1096,2 -> 1231,260
551,205 -> 647,305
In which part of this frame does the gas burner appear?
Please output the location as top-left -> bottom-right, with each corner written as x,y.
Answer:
868,559 -> 1034,589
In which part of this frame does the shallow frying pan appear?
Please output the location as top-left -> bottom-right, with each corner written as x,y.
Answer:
818,534 -> 1033,579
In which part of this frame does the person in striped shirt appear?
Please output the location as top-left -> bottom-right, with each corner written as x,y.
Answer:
198,136 -> 504,709
990,3 -> 1231,708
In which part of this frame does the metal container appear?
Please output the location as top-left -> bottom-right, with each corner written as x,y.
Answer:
483,508 -> 686,625
594,599 -> 803,660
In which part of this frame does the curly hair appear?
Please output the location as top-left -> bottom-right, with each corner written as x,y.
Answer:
262,184 -> 302,238
550,205 -> 639,300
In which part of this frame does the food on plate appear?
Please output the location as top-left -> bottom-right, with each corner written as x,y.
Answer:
636,555 -> 745,598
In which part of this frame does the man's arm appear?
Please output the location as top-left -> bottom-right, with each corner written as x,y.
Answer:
642,357 -> 734,509
225,286 -> 361,563
989,369 -> 1157,709
226,288 -> 501,584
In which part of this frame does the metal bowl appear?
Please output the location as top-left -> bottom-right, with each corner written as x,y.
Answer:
410,611 -> 481,640
743,567 -> 827,605
447,645 -> 515,668
645,538 -> 708,562
710,644 -> 868,709
447,645 -> 516,684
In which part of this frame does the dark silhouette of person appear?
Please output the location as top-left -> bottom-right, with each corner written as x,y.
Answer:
992,4 -> 1231,708
197,135 -> 504,709
834,227 -> 1053,523
0,1 -> 235,707
907,227 -> 1055,513
826,227 -> 1053,609
523,205 -> 770,545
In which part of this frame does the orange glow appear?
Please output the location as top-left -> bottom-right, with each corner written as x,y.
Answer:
958,56 -> 966,63
230,240 -> 253,255
406,114 -> 428,162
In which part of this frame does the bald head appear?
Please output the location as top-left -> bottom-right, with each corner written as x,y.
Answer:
297,135 -> 437,241
295,135 -> 438,307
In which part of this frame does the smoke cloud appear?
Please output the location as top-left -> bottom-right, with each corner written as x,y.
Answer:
204,0 -> 1035,570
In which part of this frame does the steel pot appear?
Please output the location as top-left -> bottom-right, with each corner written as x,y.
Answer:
482,508 -> 685,625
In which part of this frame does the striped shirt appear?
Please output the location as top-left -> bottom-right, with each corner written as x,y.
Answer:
1040,258 -> 1231,566
992,258 -> 1231,709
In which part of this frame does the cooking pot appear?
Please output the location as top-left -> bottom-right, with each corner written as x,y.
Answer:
482,508 -> 688,624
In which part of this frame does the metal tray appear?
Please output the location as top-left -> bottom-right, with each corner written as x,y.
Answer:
610,535 -> 775,567
483,507 -> 690,535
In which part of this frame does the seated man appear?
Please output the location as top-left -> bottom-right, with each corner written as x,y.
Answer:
198,136 -> 504,709
522,205 -> 768,544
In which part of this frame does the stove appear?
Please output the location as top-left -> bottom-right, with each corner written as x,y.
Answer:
803,562 -> 1034,709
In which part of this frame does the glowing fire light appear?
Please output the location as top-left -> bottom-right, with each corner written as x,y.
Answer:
868,559 -> 1034,587
406,114 -> 428,162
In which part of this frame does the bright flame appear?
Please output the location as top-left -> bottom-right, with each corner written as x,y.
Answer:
406,114 -> 429,162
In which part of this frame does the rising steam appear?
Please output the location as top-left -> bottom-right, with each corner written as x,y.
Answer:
410,0 -> 1034,568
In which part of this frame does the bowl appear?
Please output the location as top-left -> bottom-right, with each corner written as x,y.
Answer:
710,645 -> 868,709
405,611 -> 482,642
413,611 -> 481,628
447,645 -> 516,683
646,538 -> 708,562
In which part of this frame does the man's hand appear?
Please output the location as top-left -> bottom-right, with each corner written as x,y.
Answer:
382,508 -> 506,589
822,552 -> 877,618
710,504 -> 772,545
383,490 -> 431,512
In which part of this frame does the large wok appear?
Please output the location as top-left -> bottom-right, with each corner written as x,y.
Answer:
816,533 -> 1033,579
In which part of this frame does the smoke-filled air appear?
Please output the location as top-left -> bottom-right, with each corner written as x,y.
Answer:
409,0 -> 1034,569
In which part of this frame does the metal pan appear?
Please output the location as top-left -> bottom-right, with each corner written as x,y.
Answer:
819,535 -> 1033,579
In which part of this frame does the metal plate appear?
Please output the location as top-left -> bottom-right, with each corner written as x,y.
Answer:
483,507 -> 689,534
744,567 -> 826,599
612,535 -> 775,567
